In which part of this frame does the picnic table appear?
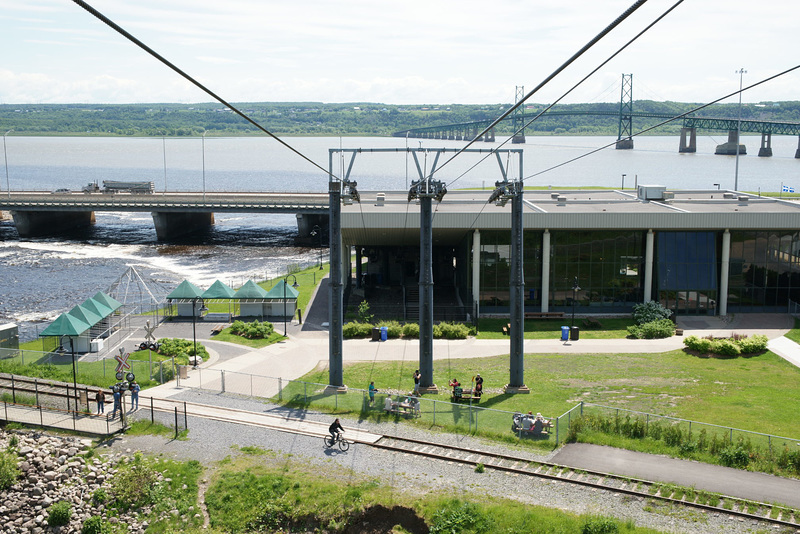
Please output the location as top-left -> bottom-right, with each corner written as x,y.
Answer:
451,387 -> 481,403
383,396 -> 420,417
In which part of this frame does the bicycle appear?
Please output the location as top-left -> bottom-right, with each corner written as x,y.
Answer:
323,432 -> 350,451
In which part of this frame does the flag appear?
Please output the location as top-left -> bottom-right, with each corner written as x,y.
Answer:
783,185 -> 795,193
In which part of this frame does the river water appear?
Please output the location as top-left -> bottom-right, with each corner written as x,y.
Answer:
1,134 -> 798,340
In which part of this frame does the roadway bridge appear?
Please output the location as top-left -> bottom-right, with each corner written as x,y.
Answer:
394,111 -> 800,158
0,191 -> 329,240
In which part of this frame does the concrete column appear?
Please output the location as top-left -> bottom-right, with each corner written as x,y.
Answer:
795,136 -> 800,159
715,130 -> 746,155
11,210 -> 94,237
296,213 -> 328,237
644,229 -> 654,302
355,247 -> 363,289
679,127 -> 697,153
758,132 -> 773,157
484,129 -> 495,143
512,133 -> 526,144
719,229 -> 731,316
541,230 -> 550,313
472,229 -> 480,318
151,211 -> 214,240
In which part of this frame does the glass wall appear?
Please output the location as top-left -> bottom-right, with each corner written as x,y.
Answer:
477,231 -> 541,313
549,230 -> 644,313
656,232 -> 717,315
728,230 -> 800,312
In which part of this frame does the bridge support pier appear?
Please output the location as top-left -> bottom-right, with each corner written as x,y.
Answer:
615,137 -> 634,149
152,211 -> 214,240
11,210 -> 94,237
796,136 -> 800,159
484,129 -> 495,143
679,127 -> 697,153
511,133 -> 526,144
296,213 -> 328,239
758,132 -> 773,157
715,130 -> 746,155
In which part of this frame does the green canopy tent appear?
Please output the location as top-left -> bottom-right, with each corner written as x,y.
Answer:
92,292 -> 122,313
202,280 -> 237,320
264,279 -> 300,318
234,280 -> 269,317
166,280 -> 205,318
40,313 -> 92,353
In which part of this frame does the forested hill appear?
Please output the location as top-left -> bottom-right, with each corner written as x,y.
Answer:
1,100 -> 798,137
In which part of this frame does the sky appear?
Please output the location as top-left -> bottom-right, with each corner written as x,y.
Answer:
0,0 -> 798,106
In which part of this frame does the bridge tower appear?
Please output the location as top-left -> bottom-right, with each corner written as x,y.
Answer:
512,86 -> 526,144
616,74 -> 634,150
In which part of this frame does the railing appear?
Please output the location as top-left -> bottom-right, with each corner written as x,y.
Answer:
578,402 -> 800,453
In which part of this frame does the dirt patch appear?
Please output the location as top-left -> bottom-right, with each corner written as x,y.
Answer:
344,505 -> 429,534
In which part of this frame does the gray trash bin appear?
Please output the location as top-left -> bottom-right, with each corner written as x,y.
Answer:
570,326 -> 580,341
372,327 -> 381,341
560,326 -> 570,341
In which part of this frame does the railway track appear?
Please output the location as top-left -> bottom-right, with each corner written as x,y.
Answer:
2,373 -> 798,529
373,435 -> 800,530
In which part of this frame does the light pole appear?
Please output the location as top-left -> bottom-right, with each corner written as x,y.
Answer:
571,277 -> 580,329
734,68 -> 746,191
58,336 -> 78,412
201,131 -> 207,202
283,274 -> 299,337
311,225 -> 323,269
191,297 -> 207,369
621,174 -> 626,190
713,183 -> 720,190
3,129 -> 12,199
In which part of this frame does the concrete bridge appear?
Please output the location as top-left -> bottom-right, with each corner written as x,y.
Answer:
0,191 -> 329,240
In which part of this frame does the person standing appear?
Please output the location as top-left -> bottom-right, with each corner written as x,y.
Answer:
111,386 -> 121,419
474,374 -> 484,397
412,369 -> 421,395
368,381 -> 378,406
129,380 -> 140,410
95,389 -> 105,415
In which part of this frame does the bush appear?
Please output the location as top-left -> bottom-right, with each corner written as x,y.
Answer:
0,450 -> 20,490
627,319 -> 675,339
110,456 -> 160,510
436,322 -> 470,339
47,500 -> 72,527
719,445 -> 750,469
82,515 -> 112,534
402,323 -> 420,338
357,300 -> 374,323
429,501 -> 493,534
738,334 -> 768,354
230,320 -> 275,339
684,335 -> 714,354
582,516 -> 619,534
632,300 -> 672,325
343,321 -> 373,338
712,339 -> 742,357
157,338 -> 209,360
375,320 -> 403,338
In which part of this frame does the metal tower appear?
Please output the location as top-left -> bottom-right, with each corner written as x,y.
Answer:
512,86 -> 526,144
616,74 -> 634,150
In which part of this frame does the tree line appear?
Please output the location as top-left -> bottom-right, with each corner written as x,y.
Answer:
1,100 -> 798,138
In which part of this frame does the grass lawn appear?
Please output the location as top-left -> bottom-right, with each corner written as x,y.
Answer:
211,329 -> 284,349
476,317 -> 634,339
295,348 -> 800,440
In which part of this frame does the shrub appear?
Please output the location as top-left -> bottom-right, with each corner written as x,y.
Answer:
47,500 -> 72,527
627,319 -> 674,339
402,323 -> 420,338
582,516 -> 619,534
436,322 -> 470,339
230,320 -> 275,339
357,300 -> 374,323
82,515 -> 112,534
0,450 -> 20,490
429,501 -> 493,534
632,300 -> 672,325
719,445 -> 750,469
712,339 -> 742,357
738,334 -> 768,354
157,338 -> 209,360
343,321 -> 373,338
683,335 -> 713,354
109,456 -> 160,510
375,320 -> 403,338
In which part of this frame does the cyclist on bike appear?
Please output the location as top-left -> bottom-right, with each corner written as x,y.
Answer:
329,418 -> 344,442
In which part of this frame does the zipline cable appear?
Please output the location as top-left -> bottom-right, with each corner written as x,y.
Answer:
431,0 -> 649,180
71,0 -> 333,180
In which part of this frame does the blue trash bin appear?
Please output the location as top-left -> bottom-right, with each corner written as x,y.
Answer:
380,326 -> 388,341
560,326 -> 570,341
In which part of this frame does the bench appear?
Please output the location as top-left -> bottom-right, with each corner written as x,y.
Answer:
524,312 -> 565,319
210,324 -> 226,335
